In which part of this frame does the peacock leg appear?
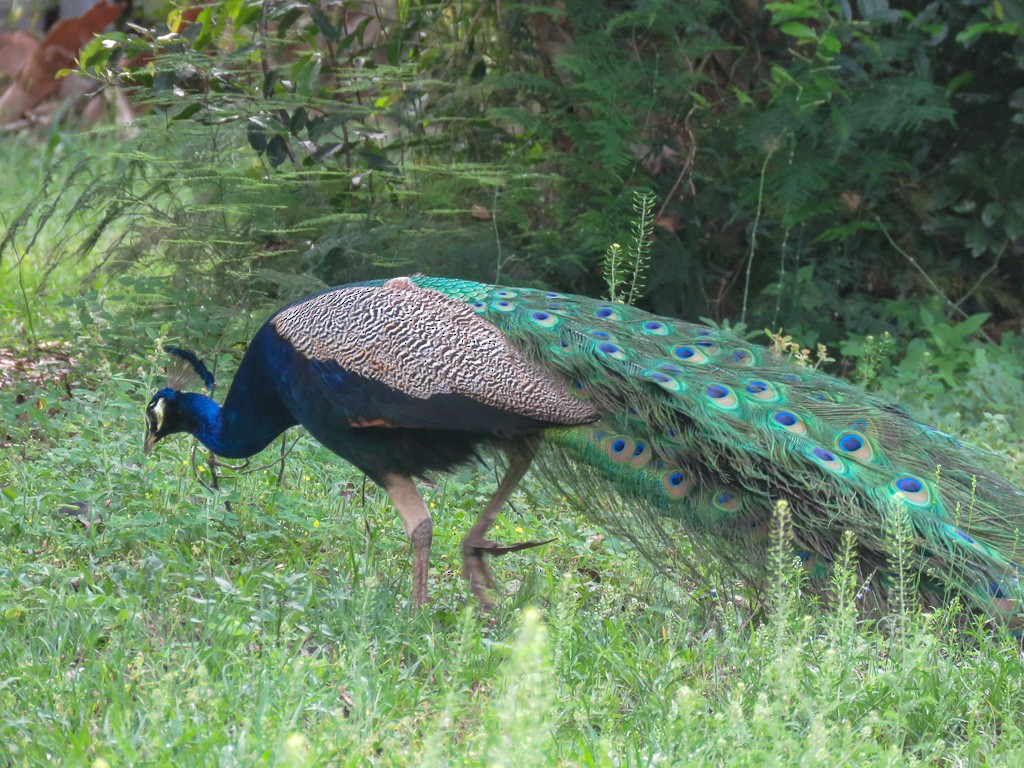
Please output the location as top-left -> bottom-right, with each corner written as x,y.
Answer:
382,474 -> 433,608
462,442 -> 538,608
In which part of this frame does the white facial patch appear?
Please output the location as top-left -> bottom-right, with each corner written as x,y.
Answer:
151,398 -> 166,431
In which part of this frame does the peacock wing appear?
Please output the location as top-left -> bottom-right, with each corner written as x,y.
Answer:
269,277 -> 599,433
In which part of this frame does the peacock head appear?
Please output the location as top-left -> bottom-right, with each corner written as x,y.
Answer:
143,348 -> 216,455
144,388 -> 187,454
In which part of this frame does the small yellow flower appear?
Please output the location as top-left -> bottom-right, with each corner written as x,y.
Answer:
516,527 -> 524,534
303,475 -> 310,482
313,520 -> 320,528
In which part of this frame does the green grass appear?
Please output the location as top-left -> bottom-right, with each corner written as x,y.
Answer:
4,139 -> 1024,767
1,368 -> 670,766
4,294 -> 1024,767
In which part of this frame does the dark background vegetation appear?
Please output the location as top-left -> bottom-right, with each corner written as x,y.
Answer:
6,0 -> 1024,414
19,3 -> 1024,312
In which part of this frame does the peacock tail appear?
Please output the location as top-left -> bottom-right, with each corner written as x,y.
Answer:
362,276 -> 1024,621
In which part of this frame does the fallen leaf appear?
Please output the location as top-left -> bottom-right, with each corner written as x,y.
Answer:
0,0 -> 126,123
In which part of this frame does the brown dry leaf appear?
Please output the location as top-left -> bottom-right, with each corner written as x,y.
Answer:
654,214 -> 678,234
840,191 -> 863,212
0,31 -> 39,79
0,0 -> 125,123
336,685 -> 354,717
0,343 -> 76,389
39,0 -> 126,70
470,204 -> 492,221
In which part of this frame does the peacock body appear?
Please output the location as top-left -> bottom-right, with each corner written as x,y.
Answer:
144,276 -> 1024,621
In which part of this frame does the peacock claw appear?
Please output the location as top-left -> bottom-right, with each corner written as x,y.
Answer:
470,537 -> 556,557
462,539 -> 494,600
464,558 -> 496,610
461,535 -> 555,609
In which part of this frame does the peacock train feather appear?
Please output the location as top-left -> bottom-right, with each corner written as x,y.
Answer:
144,276 -> 1024,621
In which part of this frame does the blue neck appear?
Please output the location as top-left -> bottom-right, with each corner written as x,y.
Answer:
176,323 -> 299,459
180,392 -> 290,459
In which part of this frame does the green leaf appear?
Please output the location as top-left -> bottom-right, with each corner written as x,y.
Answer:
956,21 -> 1021,44
766,2 -> 822,23
266,136 -> 290,168
292,54 -> 322,98
306,4 -> 338,41
981,202 -> 1004,227
730,85 -> 755,106
79,39 -> 110,70
952,313 -> 991,339
172,103 -> 204,121
964,222 -> 991,256
819,33 -> 842,55
780,21 -> 817,39
235,4 -> 262,26
946,72 -> 975,96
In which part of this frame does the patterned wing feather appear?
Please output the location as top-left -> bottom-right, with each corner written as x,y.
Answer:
271,277 -> 598,428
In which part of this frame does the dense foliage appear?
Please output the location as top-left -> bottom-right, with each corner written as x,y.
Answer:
44,0 -> 1019,338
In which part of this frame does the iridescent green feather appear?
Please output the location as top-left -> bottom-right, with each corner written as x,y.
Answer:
378,277 -> 1024,623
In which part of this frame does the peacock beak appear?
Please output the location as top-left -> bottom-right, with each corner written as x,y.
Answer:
143,431 -> 158,455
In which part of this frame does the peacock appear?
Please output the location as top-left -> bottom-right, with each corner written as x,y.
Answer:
143,276 -> 1024,621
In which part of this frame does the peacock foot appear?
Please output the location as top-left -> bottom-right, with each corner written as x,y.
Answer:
461,536 -> 555,609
